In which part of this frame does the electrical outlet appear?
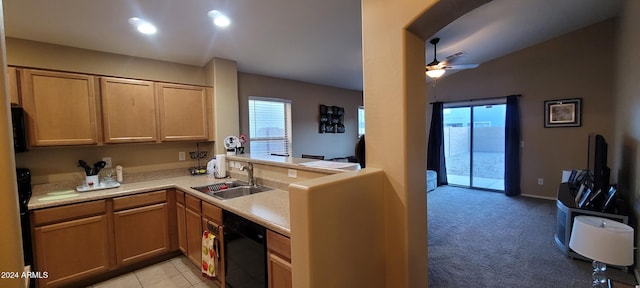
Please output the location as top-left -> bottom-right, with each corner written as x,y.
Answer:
537,178 -> 544,185
102,157 -> 112,168
288,169 -> 297,178
178,152 -> 186,161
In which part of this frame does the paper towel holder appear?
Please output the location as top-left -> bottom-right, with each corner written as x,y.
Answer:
214,154 -> 228,179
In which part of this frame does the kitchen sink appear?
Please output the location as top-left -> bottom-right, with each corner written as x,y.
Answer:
191,181 -> 272,200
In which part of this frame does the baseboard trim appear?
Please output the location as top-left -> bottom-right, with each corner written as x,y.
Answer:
521,193 -> 556,201
634,268 -> 639,285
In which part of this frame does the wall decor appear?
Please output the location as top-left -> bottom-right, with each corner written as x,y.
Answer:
544,98 -> 582,128
319,105 -> 345,133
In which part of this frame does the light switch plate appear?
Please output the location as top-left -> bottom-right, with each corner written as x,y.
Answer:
178,152 -> 186,161
102,157 -> 112,168
288,169 -> 297,178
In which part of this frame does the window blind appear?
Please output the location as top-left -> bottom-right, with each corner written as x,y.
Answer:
248,97 -> 292,156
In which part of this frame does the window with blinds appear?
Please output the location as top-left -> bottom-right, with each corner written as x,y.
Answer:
248,97 -> 292,156
358,106 -> 365,136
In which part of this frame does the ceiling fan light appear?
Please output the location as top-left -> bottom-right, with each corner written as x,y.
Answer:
426,69 -> 445,78
208,10 -> 231,27
128,17 -> 157,35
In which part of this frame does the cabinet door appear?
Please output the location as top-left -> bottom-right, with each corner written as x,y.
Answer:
267,230 -> 291,288
101,77 -> 157,143
177,201 -> 187,254
34,215 -> 110,288
186,206 -> 203,266
202,217 -> 225,287
268,252 -> 292,288
21,69 -> 100,146
114,202 -> 169,266
156,83 -> 211,141
8,67 -> 20,105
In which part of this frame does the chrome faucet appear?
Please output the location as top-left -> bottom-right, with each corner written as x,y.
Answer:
240,162 -> 256,187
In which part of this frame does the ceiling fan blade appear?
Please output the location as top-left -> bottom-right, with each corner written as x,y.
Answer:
444,51 -> 466,63
444,64 -> 479,70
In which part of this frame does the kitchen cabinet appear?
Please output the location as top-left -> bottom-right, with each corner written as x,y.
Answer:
31,200 -> 111,288
100,77 -> 157,143
156,82 -> 214,142
201,201 -> 225,287
113,190 -> 169,266
185,193 -> 203,266
267,230 -> 292,288
20,69 -> 101,146
176,190 -> 187,254
8,66 -> 20,105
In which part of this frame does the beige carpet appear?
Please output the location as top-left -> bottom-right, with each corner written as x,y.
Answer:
427,185 -> 635,288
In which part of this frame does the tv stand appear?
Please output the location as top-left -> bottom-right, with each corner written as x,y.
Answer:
555,183 -> 628,260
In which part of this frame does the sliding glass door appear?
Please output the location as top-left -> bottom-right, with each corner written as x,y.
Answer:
443,102 -> 506,191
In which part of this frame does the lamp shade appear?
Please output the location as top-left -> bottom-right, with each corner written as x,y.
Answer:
426,69 -> 445,78
569,216 -> 634,266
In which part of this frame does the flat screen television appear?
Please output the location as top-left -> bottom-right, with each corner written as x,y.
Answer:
587,134 -> 609,194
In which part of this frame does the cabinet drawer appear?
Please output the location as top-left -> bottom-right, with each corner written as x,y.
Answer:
32,200 -> 106,226
176,190 -> 185,204
202,201 -> 222,223
267,230 -> 291,260
113,190 -> 166,211
185,194 -> 201,212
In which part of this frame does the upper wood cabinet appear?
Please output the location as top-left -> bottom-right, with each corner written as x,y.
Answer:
156,83 -> 213,142
20,69 -> 100,146
100,77 -> 157,143
7,67 -> 20,105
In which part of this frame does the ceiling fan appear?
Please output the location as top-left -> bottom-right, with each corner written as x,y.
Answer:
426,38 -> 479,79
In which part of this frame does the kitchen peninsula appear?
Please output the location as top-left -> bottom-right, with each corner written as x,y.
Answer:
27,154 -> 358,287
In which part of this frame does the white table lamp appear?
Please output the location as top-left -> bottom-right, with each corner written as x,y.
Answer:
569,216 -> 634,288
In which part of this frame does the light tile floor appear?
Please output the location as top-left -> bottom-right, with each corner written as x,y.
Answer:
88,256 -> 220,288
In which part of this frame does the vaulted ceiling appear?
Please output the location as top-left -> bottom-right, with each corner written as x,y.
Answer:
3,0 -> 622,91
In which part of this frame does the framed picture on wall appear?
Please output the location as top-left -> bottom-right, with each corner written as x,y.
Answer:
544,98 -> 582,128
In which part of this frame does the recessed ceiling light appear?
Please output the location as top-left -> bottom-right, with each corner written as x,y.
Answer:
207,10 -> 231,27
128,17 -> 157,35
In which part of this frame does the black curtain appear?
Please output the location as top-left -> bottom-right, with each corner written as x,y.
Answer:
504,95 -> 521,196
427,102 -> 448,186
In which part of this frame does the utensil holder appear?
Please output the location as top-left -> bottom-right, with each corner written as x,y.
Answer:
85,175 -> 100,187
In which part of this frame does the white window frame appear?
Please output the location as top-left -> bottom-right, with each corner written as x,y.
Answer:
358,105 -> 365,136
248,96 -> 292,156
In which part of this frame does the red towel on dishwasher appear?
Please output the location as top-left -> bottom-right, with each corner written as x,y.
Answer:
201,230 -> 217,279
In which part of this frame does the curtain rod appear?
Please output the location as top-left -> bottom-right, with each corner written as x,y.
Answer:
429,94 -> 521,105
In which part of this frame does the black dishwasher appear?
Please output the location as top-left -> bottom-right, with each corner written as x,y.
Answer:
223,211 -> 267,288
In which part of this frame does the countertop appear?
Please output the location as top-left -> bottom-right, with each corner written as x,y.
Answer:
28,175 -> 291,236
226,154 -> 360,173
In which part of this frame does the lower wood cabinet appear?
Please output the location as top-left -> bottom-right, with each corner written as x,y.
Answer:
201,201 -> 225,287
176,190 -> 187,254
113,190 -> 169,266
267,230 -> 292,288
31,189 -> 283,288
185,193 -> 203,266
31,190 -> 171,287
32,200 -> 110,288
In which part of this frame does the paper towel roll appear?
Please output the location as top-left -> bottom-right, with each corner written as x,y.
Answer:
216,154 -> 226,178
